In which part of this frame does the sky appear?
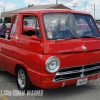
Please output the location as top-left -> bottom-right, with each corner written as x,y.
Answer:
0,0 -> 100,19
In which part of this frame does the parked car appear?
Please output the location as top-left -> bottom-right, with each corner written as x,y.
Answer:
96,23 -> 100,29
5,23 -> 11,31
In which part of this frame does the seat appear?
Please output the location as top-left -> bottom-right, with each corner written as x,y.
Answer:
53,30 -> 66,39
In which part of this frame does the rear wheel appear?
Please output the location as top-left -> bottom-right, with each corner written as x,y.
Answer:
16,66 -> 32,91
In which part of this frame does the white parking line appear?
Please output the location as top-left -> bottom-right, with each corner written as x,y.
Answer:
0,94 -> 9,100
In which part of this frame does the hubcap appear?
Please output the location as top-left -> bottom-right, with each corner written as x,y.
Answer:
17,69 -> 26,89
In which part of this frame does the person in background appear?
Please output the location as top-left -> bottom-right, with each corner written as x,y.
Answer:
0,23 -> 7,38
23,21 -> 28,26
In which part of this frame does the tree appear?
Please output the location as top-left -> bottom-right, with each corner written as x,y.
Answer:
28,4 -> 34,7
0,18 -> 2,23
4,17 -> 11,23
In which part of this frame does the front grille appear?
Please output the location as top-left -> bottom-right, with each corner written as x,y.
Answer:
54,62 -> 100,82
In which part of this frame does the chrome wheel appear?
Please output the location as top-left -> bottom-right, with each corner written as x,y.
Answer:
17,69 -> 26,89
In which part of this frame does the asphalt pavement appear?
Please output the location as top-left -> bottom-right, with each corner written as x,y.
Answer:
0,68 -> 100,100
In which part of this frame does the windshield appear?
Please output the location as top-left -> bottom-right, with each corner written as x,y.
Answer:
43,13 -> 100,40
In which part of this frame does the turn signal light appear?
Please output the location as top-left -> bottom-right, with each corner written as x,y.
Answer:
44,76 -> 52,81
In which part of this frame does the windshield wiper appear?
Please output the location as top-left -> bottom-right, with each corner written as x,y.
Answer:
55,37 -> 77,42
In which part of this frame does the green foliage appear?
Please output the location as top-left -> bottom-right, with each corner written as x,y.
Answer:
95,19 -> 100,21
0,18 -> 2,23
4,17 -> 11,23
28,4 -> 34,7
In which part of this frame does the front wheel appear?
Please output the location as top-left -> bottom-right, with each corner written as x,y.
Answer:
16,66 -> 32,91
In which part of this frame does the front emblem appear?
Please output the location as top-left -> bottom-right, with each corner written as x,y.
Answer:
82,45 -> 87,51
80,67 -> 85,77
80,66 -> 85,77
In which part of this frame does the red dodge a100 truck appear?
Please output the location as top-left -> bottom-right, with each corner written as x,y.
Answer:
0,9 -> 100,91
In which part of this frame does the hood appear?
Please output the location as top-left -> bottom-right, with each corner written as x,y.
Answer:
44,38 -> 100,54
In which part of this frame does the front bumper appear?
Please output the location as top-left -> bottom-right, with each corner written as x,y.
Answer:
40,73 -> 100,89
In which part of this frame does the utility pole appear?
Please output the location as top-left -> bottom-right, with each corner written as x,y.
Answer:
91,3 -> 95,20
84,2 -> 86,12
3,7 -> 5,12
94,3 -> 95,20
72,3 -> 77,10
2,7 -> 5,23
56,0 -> 58,5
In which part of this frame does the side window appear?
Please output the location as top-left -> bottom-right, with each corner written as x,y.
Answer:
22,16 -> 41,38
10,16 -> 17,38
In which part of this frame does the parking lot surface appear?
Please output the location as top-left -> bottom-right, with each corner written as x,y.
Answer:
0,68 -> 100,100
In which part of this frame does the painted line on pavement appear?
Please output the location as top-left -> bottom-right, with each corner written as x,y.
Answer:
0,94 -> 9,100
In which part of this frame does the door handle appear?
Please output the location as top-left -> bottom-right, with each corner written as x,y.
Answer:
18,41 -> 23,46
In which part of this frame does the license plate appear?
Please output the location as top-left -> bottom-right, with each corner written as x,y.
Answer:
76,78 -> 88,86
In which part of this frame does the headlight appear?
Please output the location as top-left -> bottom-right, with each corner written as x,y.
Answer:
46,56 -> 60,73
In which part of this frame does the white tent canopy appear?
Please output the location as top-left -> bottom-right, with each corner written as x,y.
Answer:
1,4 -> 71,17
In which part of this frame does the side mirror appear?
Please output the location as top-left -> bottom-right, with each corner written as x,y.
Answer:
31,35 -> 41,41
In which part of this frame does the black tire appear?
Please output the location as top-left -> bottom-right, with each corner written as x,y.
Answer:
16,66 -> 32,91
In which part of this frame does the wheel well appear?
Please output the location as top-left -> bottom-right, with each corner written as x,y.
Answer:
15,64 -> 25,74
